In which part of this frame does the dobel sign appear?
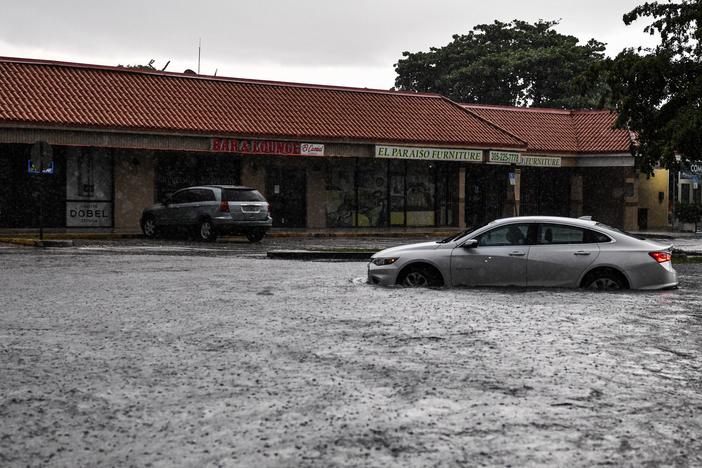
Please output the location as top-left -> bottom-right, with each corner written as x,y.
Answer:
66,202 -> 112,227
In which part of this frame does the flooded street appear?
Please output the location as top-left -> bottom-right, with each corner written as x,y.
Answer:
1,248 -> 701,466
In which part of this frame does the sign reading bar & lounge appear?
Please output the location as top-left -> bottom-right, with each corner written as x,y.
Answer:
375,145 -> 482,162
211,138 -> 324,156
489,151 -> 561,167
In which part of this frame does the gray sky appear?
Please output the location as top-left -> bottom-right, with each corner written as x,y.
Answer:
0,0 -> 659,89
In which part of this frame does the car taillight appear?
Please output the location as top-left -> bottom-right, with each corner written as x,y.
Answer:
219,200 -> 230,212
649,251 -> 672,263
267,203 -> 272,218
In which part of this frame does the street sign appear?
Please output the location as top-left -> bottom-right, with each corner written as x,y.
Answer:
27,159 -> 55,174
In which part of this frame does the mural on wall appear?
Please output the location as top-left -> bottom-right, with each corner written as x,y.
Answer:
356,161 -> 387,227
326,166 -> 355,227
65,147 -> 113,227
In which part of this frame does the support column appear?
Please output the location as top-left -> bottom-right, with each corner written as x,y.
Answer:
513,168 -> 521,217
240,158 -> 265,194
306,161 -> 326,229
113,150 -> 155,232
457,166 -> 466,227
569,172 -> 583,218
623,170 -> 640,231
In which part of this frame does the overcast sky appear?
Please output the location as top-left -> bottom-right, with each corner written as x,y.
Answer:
0,0 -> 660,89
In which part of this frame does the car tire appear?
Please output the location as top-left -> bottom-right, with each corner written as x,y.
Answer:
141,216 -> 159,239
245,229 -> 265,243
398,265 -> 443,288
583,270 -> 627,291
198,218 -> 217,242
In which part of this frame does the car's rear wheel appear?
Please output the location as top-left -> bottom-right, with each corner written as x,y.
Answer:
245,229 -> 265,243
141,216 -> 159,239
583,270 -> 627,291
398,265 -> 443,288
198,219 -> 217,242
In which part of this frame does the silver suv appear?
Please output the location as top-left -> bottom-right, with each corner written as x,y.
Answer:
140,185 -> 272,242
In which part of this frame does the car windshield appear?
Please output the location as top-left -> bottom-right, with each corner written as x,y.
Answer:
595,222 -> 646,240
437,222 -> 489,243
222,189 -> 266,202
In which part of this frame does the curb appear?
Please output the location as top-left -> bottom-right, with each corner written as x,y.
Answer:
0,238 -> 74,248
267,250 -> 377,260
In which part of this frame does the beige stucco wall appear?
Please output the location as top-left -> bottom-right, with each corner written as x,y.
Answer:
638,169 -> 670,230
306,166 -> 326,229
569,174 -> 583,218
240,159 -> 266,194
113,150 -> 156,231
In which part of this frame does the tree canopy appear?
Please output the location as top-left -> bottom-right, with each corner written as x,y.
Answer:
393,20 -> 607,108
605,0 -> 702,172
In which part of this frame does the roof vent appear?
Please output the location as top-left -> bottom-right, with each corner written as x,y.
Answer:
183,69 -> 197,75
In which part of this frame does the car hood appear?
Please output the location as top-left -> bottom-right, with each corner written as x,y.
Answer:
372,241 -> 441,258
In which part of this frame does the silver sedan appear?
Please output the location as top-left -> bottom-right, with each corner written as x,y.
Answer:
368,216 -> 678,291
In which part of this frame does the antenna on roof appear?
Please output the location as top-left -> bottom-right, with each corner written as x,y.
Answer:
214,68 -> 218,76
161,60 -> 170,71
197,38 -> 201,74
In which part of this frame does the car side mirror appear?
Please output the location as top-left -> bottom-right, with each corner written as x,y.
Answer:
462,239 -> 478,249
162,193 -> 173,205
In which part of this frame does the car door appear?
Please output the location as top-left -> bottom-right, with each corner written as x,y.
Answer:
160,189 -> 192,225
189,188 -> 217,225
526,223 -> 600,287
450,222 -> 534,287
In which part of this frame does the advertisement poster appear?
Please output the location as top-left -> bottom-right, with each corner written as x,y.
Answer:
65,148 -> 113,227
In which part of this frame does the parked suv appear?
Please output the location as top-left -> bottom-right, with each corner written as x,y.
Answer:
140,185 -> 272,242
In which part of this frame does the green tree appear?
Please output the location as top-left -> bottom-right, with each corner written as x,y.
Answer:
606,0 -> 702,173
393,20 -> 608,108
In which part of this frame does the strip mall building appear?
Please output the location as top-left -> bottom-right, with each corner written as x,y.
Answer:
0,57 -> 670,232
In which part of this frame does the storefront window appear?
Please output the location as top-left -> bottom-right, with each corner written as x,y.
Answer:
465,165 -> 508,227
156,152 -> 240,200
405,161 -> 435,226
681,183 -> 690,204
357,159 -> 387,227
389,160 -> 405,226
325,158 -> 356,227
65,147 -> 113,227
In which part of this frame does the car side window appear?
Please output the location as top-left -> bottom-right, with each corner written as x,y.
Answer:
478,224 -> 530,247
538,224 -> 586,244
170,190 -> 193,204
192,189 -> 215,202
585,229 -> 612,243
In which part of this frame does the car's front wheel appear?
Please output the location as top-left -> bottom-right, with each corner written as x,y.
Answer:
198,219 -> 217,242
141,216 -> 159,239
245,229 -> 266,243
398,265 -> 443,288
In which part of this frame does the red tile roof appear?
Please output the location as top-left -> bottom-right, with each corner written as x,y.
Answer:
0,57 -> 525,149
463,104 -> 632,155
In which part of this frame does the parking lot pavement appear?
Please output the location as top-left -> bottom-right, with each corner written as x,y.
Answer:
1,250 -> 701,467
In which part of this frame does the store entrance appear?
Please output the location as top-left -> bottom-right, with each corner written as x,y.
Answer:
266,166 -> 307,228
465,165 -> 508,227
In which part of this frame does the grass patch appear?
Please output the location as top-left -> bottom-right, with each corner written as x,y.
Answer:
672,255 -> 702,264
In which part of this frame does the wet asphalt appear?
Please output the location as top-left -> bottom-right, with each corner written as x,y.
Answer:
0,241 -> 701,467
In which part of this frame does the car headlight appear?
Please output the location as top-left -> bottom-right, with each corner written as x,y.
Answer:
372,257 -> 399,266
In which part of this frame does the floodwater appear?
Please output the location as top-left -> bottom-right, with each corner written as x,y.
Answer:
1,248 -> 701,466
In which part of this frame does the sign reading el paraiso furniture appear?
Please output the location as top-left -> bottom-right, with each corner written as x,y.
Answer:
489,151 -> 561,167
211,138 -> 324,156
375,145 -> 483,162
